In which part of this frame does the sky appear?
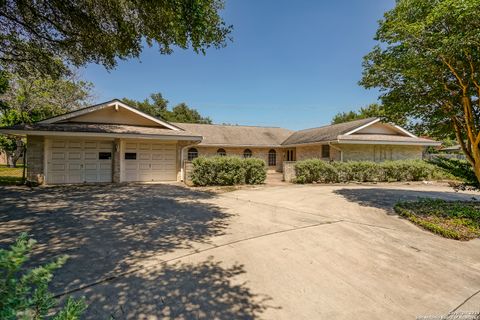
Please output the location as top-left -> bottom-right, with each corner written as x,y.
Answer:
82,0 -> 396,130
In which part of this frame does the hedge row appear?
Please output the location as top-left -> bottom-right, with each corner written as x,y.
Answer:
191,156 -> 267,186
294,159 -> 450,184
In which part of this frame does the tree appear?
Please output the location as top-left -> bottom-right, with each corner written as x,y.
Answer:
0,0 -> 232,78
0,72 -> 93,167
360,0 -> 480,183
0,233 -> 86,319
123,92 -> 212,124
332,103 -> 387,124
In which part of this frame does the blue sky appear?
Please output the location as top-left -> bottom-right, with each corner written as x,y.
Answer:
82,0 -> 395,130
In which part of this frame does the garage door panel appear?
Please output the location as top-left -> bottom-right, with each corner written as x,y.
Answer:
47,139 -> 113,184
122,142 -> 176,182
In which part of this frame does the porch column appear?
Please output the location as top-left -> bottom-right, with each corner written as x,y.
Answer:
112,138 -> 121,183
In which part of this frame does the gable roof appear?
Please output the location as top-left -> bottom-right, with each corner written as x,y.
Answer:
172,122 -> 293,147
39,99 -> 183,131
281,118 -> 380,146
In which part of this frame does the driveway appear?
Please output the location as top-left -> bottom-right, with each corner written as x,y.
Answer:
1,183 -> 480,319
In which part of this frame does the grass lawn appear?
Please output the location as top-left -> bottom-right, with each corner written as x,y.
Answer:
394,199 -> 480,240
0,165 -> 24,185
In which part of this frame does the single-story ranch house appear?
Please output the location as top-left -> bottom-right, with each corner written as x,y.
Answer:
0,99 -> 440,185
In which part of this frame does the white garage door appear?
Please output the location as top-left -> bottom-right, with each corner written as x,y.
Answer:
123,142 -> 177,182
47,139 -> 113,184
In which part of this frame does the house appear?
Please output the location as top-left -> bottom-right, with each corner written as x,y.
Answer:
0,99 -> 440,185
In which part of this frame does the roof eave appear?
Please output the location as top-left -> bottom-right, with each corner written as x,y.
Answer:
0,128 -> 202,141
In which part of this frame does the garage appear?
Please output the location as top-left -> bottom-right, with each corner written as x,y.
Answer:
123,141 -> 177,182
46,139 -> 113,184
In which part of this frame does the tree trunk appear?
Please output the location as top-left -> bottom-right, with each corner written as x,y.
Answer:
5,138 -> 24,168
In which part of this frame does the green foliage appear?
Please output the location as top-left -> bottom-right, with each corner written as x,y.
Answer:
331,103 -> 407,127
191,156 -> 267,186
0,233 -> 86,319
0,72 -> 93,167
123,93 -> 212,124
0,0 -> 232,77
394,199 -> 480,240
243,158 -> 267,185
361,0 -> 480,184
294,159 -> 450,184
429,157 -> 480,190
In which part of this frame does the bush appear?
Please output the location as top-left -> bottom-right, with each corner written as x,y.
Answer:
428,157 -> 480,190
243,158 -> 267,184
191,156 -> 267,186
0,233 -> 86,320
294,159 -> 449,184
294,159 -> 337,183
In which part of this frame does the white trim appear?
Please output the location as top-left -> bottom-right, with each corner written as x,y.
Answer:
39,100 -> 182,131
392,124 -> 417,138
343,118 -> 381,135
336,139 -> 440,146
0,129 -> 202,141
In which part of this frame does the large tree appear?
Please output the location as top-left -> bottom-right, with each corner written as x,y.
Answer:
331,103 -> 404,125
0,72 -> 93,166
123,93 -> 212,124
361,0 -> 480,182
0,0 -> 232,77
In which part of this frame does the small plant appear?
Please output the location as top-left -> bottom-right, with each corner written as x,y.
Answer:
0,233 -> 86,319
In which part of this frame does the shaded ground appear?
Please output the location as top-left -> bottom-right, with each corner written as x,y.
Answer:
1,182 -> 480,319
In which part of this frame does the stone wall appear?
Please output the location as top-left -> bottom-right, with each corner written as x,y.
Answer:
185,146 -> 284,172
112,138 -> 121,183
183,160 -> 194,186
283,161 -> 296,182
26,135 -> 45,184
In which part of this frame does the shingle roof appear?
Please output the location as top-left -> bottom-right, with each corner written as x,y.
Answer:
2,123 -> 201,139
281,118 -> 378,145
172,122 -> 293,147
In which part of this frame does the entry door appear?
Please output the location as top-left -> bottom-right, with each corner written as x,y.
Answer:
47,139 -> 113,184
123,142 -> 177,182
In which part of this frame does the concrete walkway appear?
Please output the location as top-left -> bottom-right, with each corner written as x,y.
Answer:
1,183 -> 479,319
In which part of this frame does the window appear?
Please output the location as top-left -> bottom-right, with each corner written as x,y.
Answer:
322,145 -> 330,158
125,152 -> 137,160
187,148 -> 199,161
99,152 -> 112,160
268,149 -> 276,166
243,149 -> 252,158
286,149 -> 295,161
217,148 -> 226,156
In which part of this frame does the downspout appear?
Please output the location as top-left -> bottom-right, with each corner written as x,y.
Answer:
329,142 -> 343,162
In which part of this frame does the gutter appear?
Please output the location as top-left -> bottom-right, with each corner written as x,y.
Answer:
328,142 -> 343,161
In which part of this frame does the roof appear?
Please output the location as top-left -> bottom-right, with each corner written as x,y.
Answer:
39,99 -> 183,131
337,134 -> 439,145
2,123 -> 202,140
281,118 -> 379,145
172,122 -> 293,147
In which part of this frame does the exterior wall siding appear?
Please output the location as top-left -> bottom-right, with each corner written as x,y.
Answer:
340,144 -> 423,162
296,144 -> 340,161
26,135 -> 45,184
185,146 -> 284,172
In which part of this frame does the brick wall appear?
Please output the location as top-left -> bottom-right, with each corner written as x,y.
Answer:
26,135 -> 45,184
185,146 -> 284,172
296,144 -> 340,161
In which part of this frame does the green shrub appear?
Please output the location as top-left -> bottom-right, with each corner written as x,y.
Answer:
243,158 -> 267,184
429,157 -> 479,190
294,159 -> 449,184
294,159 -> 338,183
191,156 -> 267,186
0,233 -> 86,320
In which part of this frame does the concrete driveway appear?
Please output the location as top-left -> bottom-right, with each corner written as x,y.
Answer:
1,183 -> 480,319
